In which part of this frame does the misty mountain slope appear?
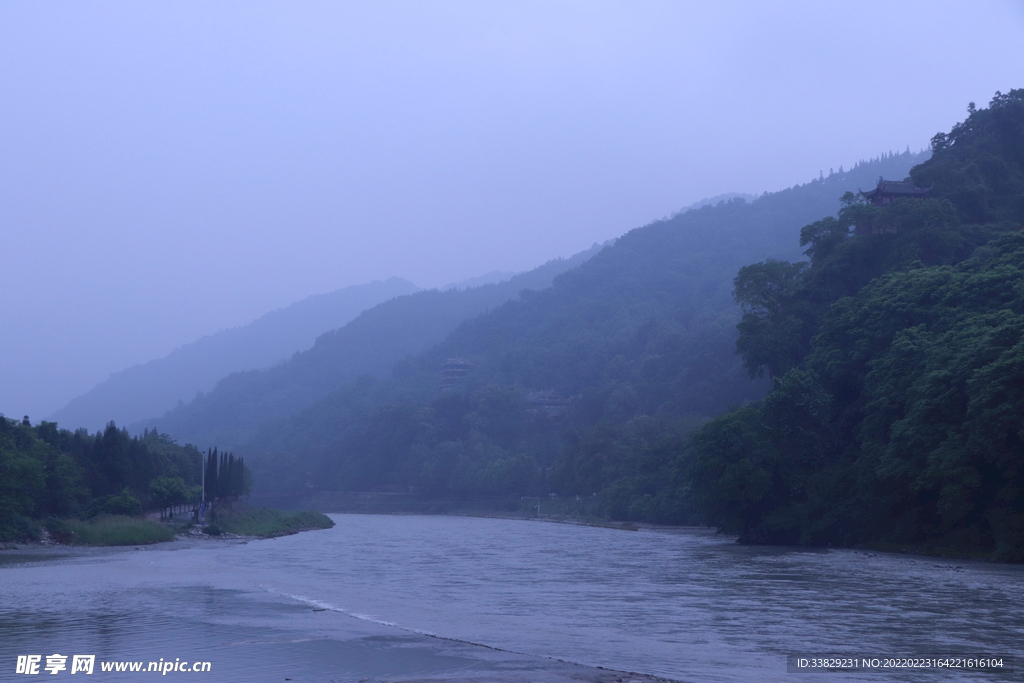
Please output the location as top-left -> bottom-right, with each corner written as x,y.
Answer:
141,244 -> 606,449
241,152 -> 928,492
684,89 -> 1024,555
50,278 -> 418,431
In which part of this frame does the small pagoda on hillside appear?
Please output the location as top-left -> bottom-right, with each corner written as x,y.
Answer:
859,177 -> 931,206
440,358 -> 472,391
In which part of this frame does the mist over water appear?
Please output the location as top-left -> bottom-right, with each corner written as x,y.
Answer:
2,516 -> 1021,682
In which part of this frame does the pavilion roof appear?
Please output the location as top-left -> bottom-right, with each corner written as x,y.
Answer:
859,178 -> 931,199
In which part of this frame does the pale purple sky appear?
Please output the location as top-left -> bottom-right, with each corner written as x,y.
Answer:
3,1 -> 1023,419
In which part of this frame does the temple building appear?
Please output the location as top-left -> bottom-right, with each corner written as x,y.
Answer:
859,178 -> 931,206
526,390 -> 571,418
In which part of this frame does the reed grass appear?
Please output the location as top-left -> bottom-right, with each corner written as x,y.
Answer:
49,515 -> 175,546
217,508 -> 334,538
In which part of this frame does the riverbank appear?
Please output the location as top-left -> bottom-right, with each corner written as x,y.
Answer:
246,490 -> 706,533
854,540 -> 1011,563
0,506 -> 334,550
204,505 -> 335,538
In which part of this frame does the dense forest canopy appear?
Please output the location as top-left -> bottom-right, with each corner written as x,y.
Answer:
0,417 -> 208,540
0,410 -> 253,541
690,89 -> 1024,560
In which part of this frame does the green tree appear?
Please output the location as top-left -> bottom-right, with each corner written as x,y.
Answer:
150,475 -> 188,514
733,259 -> 809,379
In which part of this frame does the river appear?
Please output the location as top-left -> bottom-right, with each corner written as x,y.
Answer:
1,514 -> 1021,682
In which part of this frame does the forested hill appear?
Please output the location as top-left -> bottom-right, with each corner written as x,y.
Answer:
689,90 -> 1024,560
236,151 -> 926,498
140,244 -> 607,450
0,417 -> 204,541
50,277 -> 418,432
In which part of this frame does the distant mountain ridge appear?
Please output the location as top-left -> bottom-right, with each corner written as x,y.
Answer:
138,243 -> 608,449
49,277 -> 419,431
440,270 -> 520,291
234,150 -> 930,493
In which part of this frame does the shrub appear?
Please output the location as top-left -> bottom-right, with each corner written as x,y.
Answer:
87,489 -> 142,518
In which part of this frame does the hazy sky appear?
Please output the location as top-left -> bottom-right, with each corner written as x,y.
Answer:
3,1 -> 1023,420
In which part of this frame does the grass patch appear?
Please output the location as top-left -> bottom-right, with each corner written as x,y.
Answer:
217,508 -> 334,538
47,515 -> 175,546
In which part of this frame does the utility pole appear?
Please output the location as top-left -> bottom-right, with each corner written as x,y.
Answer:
200,450 -> 206,528
521,496 -> 540,516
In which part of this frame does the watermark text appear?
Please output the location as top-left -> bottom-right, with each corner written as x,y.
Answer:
16,655 -> 211,675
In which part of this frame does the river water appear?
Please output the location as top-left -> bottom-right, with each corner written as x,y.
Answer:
1,514 -> 1021,682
